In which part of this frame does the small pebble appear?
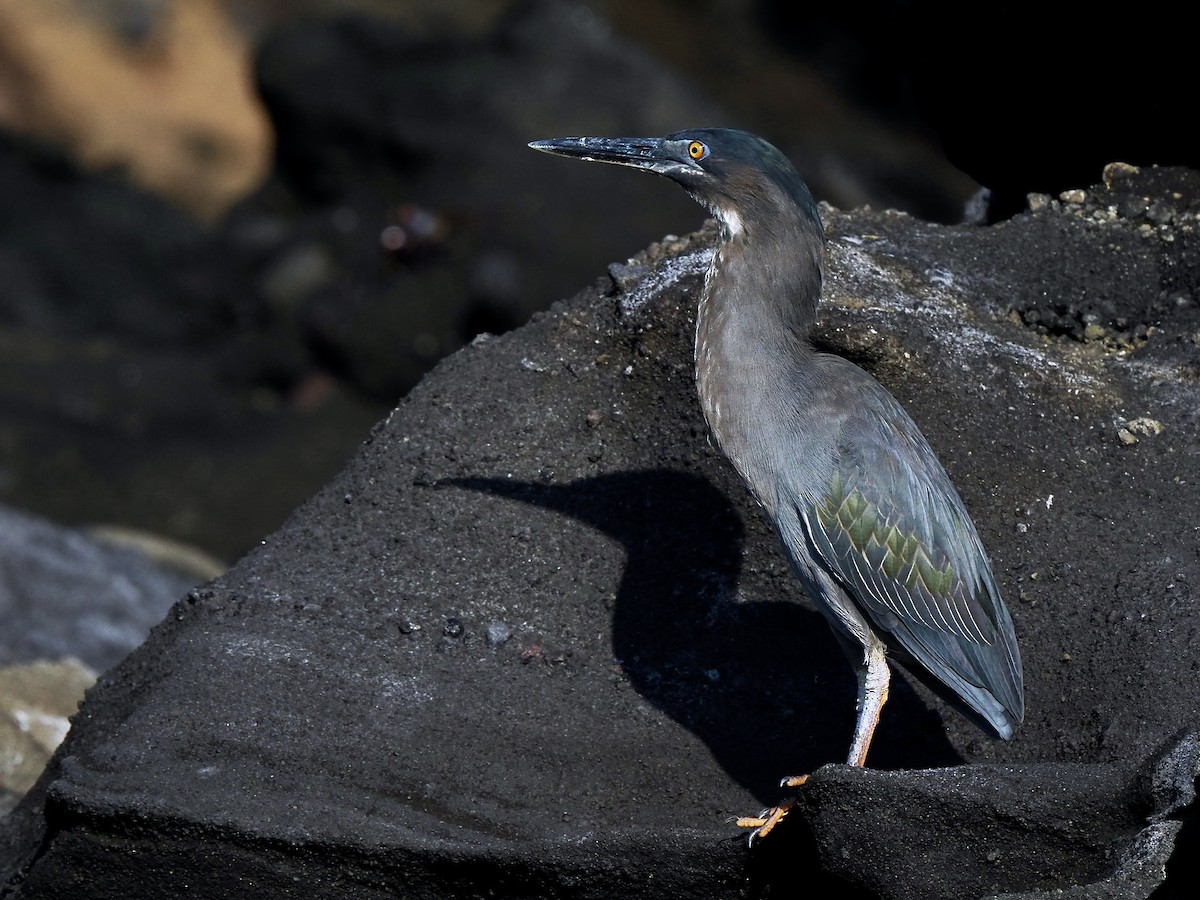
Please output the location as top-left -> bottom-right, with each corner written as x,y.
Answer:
486,622 -> 512,647
1102,162 -> 1140,188
1117,417 -> 1164,445
1026,193 -> 1051,212
1127,417 -> 1164,437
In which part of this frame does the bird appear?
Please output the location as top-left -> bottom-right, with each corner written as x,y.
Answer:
528,129 -> 1023,840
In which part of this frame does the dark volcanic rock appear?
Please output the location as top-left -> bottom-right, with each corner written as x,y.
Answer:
782,741 -> 1196,899
2,165 -> 1199,897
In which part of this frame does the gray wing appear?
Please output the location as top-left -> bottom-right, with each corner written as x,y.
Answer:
792,377 -> 1024,734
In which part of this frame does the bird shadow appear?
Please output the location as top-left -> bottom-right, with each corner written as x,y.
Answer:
445,469 -> 962,804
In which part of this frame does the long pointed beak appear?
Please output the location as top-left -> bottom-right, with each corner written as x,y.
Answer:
528,136 -> 677,175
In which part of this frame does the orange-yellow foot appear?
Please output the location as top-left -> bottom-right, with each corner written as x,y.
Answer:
735,774 -> 808,844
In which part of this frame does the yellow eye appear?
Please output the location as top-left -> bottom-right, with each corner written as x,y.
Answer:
688,140 -> 707,160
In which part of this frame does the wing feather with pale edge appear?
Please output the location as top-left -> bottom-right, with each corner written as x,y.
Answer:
792,389 -> 1023,726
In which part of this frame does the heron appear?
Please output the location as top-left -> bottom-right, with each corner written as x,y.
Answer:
528,129 -> 1023,840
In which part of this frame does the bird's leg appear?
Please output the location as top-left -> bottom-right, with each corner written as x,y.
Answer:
847,642 -> 890,766
737,643 -> 890,843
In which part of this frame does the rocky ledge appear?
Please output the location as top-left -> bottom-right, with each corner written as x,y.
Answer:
2,164 -> 1198,898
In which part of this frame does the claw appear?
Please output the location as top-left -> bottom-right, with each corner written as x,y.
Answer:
779,774 -> 809,789
737,796 -> 796,844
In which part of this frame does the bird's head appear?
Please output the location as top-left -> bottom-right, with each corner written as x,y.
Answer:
528,128 -> 822,241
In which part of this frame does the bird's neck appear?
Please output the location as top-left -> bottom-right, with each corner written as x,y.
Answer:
699,210 -> 825,353
693,210 -> 826,500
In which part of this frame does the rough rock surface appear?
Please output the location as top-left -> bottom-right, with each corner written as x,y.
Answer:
2,164 -> 1199,897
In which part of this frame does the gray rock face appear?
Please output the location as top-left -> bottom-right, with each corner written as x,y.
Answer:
2,166 -> 1198,897
0,507 -> 199,672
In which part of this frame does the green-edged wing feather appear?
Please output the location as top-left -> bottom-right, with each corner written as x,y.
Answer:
813,467 -> 996,645
795,381 -> 1023,733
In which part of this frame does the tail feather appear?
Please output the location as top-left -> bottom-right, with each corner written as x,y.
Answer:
886,612 -> 1024,739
